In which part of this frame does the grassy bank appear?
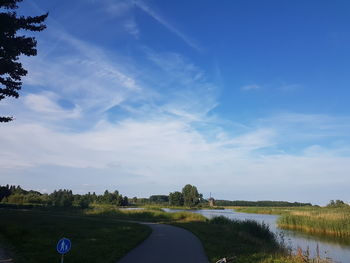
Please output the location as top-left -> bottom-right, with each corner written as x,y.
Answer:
0,208 -> 150,263
234,206 -> 350,238
175,216 -> 283,263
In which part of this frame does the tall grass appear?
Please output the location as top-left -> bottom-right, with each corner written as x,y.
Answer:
278,207 -> 350,237
235,206 -> 350,238
234,206 -> 315,215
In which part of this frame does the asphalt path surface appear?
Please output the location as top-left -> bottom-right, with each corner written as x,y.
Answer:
117,222 -> 209,263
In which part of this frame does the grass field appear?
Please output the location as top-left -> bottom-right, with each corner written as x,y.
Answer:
0,208 -> 150,263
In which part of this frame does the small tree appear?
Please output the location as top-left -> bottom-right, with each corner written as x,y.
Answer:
0,0 -> 48,122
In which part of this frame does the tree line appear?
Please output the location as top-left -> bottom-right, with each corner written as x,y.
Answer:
0,185 -> 129,208
2,184 -> 323,208
0,184 -> 205,208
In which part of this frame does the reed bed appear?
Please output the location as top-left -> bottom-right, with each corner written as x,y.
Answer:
235,206 -> 350,238
278,207 -> 350,237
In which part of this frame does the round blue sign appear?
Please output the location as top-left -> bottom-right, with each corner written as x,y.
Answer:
57,238 -> 71,254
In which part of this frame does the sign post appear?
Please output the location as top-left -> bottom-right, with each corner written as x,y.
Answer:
57,238 -> 71,263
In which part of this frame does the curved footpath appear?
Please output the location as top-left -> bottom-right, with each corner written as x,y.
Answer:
117,222 -> 209,263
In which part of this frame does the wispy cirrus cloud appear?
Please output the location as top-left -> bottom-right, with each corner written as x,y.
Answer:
134,0 -> 202,52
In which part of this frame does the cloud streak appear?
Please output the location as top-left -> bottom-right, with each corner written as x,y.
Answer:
134,1 -> 202,51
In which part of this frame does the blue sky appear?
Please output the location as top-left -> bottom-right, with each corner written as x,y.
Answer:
1,0 -> 350,204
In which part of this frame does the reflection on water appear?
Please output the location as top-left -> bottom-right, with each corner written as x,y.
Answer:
163,208 -> 349,263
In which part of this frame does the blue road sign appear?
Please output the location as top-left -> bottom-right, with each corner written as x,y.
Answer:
57,238 -> 71,254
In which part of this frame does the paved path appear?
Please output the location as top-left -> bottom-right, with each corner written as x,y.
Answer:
117,222 -> 209,263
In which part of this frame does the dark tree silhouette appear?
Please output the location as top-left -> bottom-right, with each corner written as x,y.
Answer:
0,0 -> 48,122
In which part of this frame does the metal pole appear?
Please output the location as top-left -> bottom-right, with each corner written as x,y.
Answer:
61,254 -> 64,263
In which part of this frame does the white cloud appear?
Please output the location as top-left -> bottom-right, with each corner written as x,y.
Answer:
1,116 -> 350,204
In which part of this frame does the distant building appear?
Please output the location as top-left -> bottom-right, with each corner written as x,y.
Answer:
208,197 -> 215,207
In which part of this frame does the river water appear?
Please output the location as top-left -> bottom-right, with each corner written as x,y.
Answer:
163,208 -> 350,263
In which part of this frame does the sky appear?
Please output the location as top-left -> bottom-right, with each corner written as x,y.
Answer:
1,0 -> 350,205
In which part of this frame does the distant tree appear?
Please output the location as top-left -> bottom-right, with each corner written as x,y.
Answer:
0,0 -> 48,122
169,191 -> 184,206
149,195 -> 169,204
7,193 -> 25,204
23,192 -> 42,204
182,184 -> 200,207
0,185 -> 11,201
50,189 -> 73,207
121,196 -> 129,206
327,199 -> 348,208
91,192 -> 97,203
75,195 -> 90,209
137,198 -> 149,205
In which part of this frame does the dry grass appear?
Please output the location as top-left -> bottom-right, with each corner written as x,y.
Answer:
86,204 -> 206,223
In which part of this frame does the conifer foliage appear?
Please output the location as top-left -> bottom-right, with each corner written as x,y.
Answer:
0,0 -> 48,122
